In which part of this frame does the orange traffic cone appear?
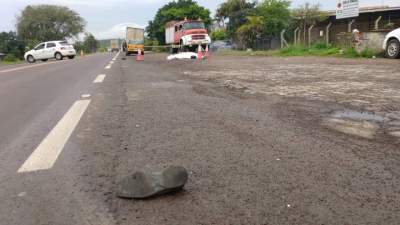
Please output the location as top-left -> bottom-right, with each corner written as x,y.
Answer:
197,45 -> 203,60
205,45 -> 209,59
136,49 -> 144,61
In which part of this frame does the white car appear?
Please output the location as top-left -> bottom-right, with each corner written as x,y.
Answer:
24,41 -> 76,63
383,28 -> 400,59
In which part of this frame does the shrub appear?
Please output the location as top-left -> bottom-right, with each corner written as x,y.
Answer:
360,48 -> 375,58
3,54 -> 18,62
211,29 -> 227,41
342,48 -> 377,58
311,41 -> 332,49
342,48 -> 359,58
98,47 -> 107,53
279,45 -> 308,56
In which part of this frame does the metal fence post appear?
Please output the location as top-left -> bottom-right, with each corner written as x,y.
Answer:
326,22 -> 332,45
297,29 -> 302,45
348,19 -> 355,33
281,29 -> 288,48
308,25 -> 315,47
375,16 -> 382,30
294,27 -> 299,45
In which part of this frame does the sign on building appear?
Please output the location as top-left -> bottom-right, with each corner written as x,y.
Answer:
336,0 -> 359,19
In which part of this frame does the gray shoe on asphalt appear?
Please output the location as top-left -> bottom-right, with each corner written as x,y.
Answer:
117,166 -> 188,199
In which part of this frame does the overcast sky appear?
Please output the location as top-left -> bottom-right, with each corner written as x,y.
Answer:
0,0 -> 399,39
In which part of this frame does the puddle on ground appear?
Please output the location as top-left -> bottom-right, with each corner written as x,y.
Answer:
389,131 -> 400,138
323,110 -> 389,139
331,110 -> 388,123
323,118 -> 379,139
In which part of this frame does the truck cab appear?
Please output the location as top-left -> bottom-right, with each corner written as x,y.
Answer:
166,19 -> 211,53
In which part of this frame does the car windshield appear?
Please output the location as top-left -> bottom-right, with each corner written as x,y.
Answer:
183,22 -> 205,30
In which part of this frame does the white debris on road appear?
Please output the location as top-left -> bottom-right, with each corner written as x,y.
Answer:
167,52 -> 198,60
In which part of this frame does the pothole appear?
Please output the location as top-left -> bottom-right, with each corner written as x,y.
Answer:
323,110 -> 393,139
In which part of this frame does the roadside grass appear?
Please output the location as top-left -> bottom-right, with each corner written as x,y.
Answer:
216,42 -> 380,59
0,54 -> 25,65
0,60 -> 24,65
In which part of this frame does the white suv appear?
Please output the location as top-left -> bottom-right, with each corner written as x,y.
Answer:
383,28 -> 400,59
24,41 -> 76,63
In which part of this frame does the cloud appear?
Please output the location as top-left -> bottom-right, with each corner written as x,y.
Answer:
92,22 -> 145,40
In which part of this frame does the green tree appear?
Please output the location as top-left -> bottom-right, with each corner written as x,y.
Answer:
83,33 -> 98,53
211,29 -> 228,40
237,16 -> 264,48
73,41 -> 84,53
234,0 -> 291,49
17,5 -> 85,47
216,0 -> 256,38
146,0 -> 211,44
74,33 -> 98,53
256,0 -> 291,36
0,31 -> 25,59
292,3 -> 327,44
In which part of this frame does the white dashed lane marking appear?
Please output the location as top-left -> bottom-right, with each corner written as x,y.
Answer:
112,51 -> 120,61
81,94 -> 91,98
18,99 -> 91,173
93,74 -> 106,83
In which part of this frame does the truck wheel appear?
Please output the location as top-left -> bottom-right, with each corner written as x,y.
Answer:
179,40 -> 187,53
386,39 -> 400,59
171,48 -> 178,54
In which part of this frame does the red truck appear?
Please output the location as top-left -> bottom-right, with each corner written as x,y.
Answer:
165,19 -> 211,54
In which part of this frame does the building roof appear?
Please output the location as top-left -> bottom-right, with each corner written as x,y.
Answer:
326,6 -> 400,16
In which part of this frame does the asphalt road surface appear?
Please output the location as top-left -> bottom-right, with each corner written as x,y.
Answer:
0,53 -> 399,225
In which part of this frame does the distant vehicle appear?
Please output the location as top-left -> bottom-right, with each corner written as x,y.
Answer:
110,39 -> 120,53
0,53 -> 5,61
124,27 -> 144,56
24,41 -> 76,63
210,40 -> 234,52
383,28 -> 400,59
165,19 -> 211,54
